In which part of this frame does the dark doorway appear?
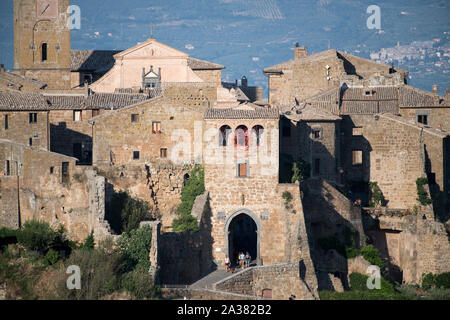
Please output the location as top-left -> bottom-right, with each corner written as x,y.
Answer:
73,143 -> 82,163
228,213 -> 257,266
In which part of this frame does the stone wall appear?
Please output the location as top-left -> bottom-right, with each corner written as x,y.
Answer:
92,96 -> 204,230
0,111 -> 49,149
0,140 -> 111,241
214,262 -> 318,300
400,107 -> 450,132
161,288 -> 262,300
366,214 -> 450,284
341,114 -> 449,210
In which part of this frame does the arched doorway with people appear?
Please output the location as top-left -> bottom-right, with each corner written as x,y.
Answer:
224,209 -> 262,268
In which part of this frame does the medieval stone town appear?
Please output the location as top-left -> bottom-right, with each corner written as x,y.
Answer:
0,0 -> 449,301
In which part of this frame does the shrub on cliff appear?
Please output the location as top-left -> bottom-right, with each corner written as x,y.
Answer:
107,191 -> 152,234
172,166 -> 204,232
17,221 -> 59,252
116,225 -> 152,272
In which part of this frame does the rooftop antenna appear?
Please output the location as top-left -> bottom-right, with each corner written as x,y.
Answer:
150,22 -> 154,39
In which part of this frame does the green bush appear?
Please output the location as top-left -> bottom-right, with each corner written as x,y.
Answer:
368,181 -> 385,207
56,246 -> 121,300
17,221 -> 58,251
416,177 -> 432,206
317,235 -> 345,256
291,159 -> 310,183
360,245 -> 385,270
120,270 -> 159,299
107,191 -> 152,234
43,249 -> 59,266
435,272 -> 450,289
422,272 -> 437,289
80,231 -> 95,251
0,227 -> 18,239
172,166 -> 204,232
282,191 -> 293,210
116,225 -> 152,272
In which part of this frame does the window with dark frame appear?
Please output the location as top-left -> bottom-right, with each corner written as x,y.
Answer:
50,167 -> 54,174
417,114 -> 428,125
160,148 -> 167,159
4,115 -> 8,130
29,113 -> 37,123
62,162 -> 69,183
29,138 -> 32,146
6,160 -> 10,176
133,151 -> 140,160
312,128 -> 321,139
131,114 -> 139,123
42,43 -> 48,61
92,109 -> 100,117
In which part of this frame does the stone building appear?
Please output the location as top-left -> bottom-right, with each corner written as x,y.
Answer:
0,89 -> 151,164
90,96 -> 204,229
13,0 -> 72,89
263,44 -> 408,105
0,139 -> 110,241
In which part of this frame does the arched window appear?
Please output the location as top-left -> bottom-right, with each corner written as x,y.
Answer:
234,125 -> 248,148
41,43 -> 48,61
219,125 -> 231,146
252,125 -> 264,146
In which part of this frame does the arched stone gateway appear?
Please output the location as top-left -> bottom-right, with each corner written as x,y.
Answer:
224,209 -> 262,266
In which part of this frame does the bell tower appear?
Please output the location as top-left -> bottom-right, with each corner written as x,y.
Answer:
14,0 -> 71,88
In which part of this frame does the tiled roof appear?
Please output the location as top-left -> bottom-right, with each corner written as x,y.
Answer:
0,71 -> 47,90
284,104 -> 341,121
341,87 -> 399,101
188,57 -> 224,70
398,85 -> 441,107
0,91 -> 48,110
71,50 -> 120,72
204,104 -> 278,119
0,91 -> 150,111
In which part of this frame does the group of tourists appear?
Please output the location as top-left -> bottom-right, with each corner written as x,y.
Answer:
224,251 -> 251,272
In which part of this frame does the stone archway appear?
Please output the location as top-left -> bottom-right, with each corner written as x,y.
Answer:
224,209 -> 262,266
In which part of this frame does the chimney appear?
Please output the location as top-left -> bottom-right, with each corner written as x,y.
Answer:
445,89 -> 450,101
294,43 -> 308,59
432,84 -> 438,94
241,76 -> 247,87
0,64 -> 4,72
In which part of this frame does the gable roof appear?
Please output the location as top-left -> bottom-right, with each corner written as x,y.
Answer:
187,57 -> 224,70
113,38 -> 188,59
71,50 -> 120,73
284,104 -> 341,121
204,102 -> 279,119
0,71 -> 47,91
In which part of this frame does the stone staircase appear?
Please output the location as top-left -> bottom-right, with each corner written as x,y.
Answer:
189,269 -> 232,289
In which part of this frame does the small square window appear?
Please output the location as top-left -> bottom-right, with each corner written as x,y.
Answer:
29,113 -> 37,123
152,121 -> 161,133
352,150 -> 363,165
160,148 -> 167,159
131,114 -> 139,123
417,115 -> 428,125
237,162 -> 248,178
312,128 -> 322,139
92,109 -> 100,117
73,111 -> 82,122
133,151 -> 140,160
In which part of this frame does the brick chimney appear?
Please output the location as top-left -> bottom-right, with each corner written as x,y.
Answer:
84,80 -> 90,97
294,43 -> 308,59
432,84 -> 438,94
0,64 -> 4,73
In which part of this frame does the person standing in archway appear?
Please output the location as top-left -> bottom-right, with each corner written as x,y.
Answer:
225,255 -> 231,272
245,252 -> 251,268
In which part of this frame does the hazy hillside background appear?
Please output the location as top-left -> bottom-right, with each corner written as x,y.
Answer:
0,0 -> 449,95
